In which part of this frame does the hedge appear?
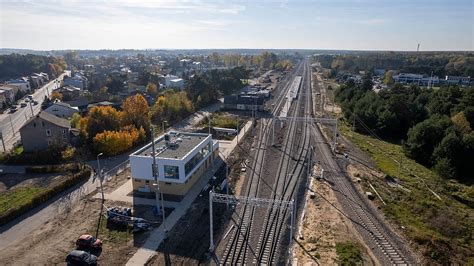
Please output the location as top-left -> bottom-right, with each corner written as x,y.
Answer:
0,166 -> 92,226
25,163 -> 82,174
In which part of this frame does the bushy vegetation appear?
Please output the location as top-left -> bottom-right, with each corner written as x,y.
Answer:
151,90 -> 194,125
79,94 -> 149,155
341,124 -> 474,265
335,241 -> 363,265
335,80 -> 473,182
315,52 -> 474,77
2,143 -> 76,165
0,53 -> 67,79
186,66 -> 249,108
0,167 -> 91,226
208,112 -> 243,129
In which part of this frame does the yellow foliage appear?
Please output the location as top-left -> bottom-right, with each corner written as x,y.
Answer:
93,124 -> 146,155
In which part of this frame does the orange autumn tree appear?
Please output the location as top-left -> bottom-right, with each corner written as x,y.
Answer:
78,94 -> 151,155
93,126 -> 145,155
121,93 -> 151,136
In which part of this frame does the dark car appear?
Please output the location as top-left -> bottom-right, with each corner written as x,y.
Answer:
32,100 -> 38,105
20,102 -> 27,108
76,234 -> 102,251
66,250 -> 97,266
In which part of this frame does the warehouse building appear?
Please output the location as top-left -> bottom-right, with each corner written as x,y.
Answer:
130,131 -> 219,197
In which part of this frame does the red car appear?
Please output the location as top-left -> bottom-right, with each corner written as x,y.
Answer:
76,235 -> 102,250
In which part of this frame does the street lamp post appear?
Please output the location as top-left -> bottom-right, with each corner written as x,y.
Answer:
161,120 -> 168,133
96,153 -> 105,202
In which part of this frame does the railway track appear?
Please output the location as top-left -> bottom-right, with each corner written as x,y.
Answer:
220,61 -> 306,265
254,60 -> 313,265
310,67 -> 414,265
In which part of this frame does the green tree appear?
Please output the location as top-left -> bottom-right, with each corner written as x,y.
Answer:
404,115 -> 453,166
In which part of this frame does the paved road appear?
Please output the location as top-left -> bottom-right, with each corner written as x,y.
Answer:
0,73 -> 67,152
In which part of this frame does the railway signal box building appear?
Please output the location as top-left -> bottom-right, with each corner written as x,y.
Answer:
130,131 -> 219,197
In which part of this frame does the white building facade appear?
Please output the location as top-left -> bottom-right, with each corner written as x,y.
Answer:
130,132 -> 219,196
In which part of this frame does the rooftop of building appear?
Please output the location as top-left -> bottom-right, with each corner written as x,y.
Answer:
133,131 -> 211,160
22,111 -> 70,129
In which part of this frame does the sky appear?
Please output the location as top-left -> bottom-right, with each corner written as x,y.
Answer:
0,0 -> 473,51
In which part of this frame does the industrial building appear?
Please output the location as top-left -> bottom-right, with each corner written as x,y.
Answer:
223,95 -> 265,111
130,131 -> 219,197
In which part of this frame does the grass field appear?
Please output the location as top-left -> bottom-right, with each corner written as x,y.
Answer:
340,122 -> 474,265
0,187 -> 47,215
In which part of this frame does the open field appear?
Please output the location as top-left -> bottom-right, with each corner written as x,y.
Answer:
339,123 -> 474,265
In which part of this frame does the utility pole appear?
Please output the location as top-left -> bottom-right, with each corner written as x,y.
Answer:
332,119 -> 338,152
0,132 -> 5,152
29,102 -> 34,117
9,115 -> 15,137
150,128 -> 167,232
208,115 -> 211,135
96,153 -> 105,202
209,190 -> 215,252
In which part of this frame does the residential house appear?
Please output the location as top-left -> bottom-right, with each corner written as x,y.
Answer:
0,85 -> 19,104
63,73 -> 87,90
6,77 -> 31,93
29,75 -> 42,89
56,85 -> 82,101
44,101 -> 79,119
64,97 -> 90,114
169,78 -> 184,89
20,112 -> 73,152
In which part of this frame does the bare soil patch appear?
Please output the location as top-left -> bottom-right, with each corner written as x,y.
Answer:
293,165 -> 377,265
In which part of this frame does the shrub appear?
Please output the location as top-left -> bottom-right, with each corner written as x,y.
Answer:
335,241 -> 363,265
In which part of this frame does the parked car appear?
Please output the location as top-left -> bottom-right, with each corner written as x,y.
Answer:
9,106 -> 17,113
32,100 -> 38,105
66,250 -> 97,266
20,103 -> 27,108
27,95 -> 33,100
76,235 -> 102,251
25,98 -> 30,103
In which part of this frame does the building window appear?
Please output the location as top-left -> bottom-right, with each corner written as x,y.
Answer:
164,165 -> 179,179
45,129 -> 52,136
184,146 -> 208,176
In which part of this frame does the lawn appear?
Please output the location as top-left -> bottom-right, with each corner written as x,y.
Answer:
0,187 -> 47,215
340,122 -> 474,265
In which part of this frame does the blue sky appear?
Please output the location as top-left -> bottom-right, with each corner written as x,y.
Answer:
0,0 -> 472,51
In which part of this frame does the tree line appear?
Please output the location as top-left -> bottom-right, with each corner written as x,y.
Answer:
335,78 -> 474,181
0,54 -> 67,80
316,52 -> 474,77
151,66 -> 249,125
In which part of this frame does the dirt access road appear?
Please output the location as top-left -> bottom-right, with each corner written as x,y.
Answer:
0,169 -> 158,265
